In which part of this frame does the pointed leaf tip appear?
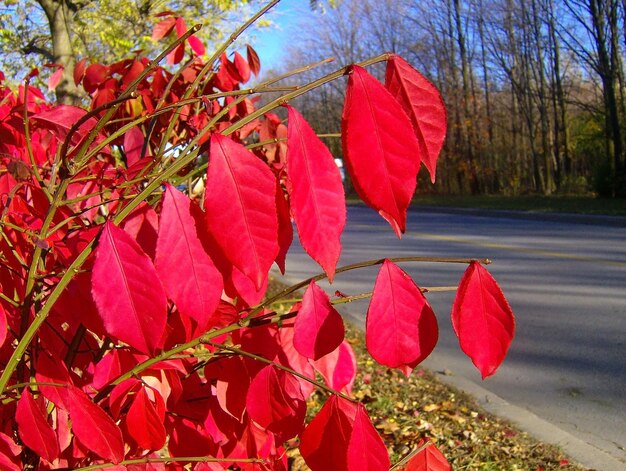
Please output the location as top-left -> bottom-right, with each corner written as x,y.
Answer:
16,389 -> 59,462
452,262 -> 515,379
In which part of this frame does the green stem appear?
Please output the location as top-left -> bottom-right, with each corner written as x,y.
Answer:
92,322 -> 242,403
22,78 -> 50,199
390,441 -> 432,470
0,234 -> 94,395
251,256 -> 490,318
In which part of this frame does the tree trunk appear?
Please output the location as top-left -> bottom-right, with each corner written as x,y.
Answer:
37,0 -> 81,104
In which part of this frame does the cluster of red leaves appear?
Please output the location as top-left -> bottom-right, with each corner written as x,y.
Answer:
0,17 -> 515,471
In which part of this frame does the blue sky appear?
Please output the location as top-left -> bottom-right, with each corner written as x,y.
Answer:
252,0 -> 311,72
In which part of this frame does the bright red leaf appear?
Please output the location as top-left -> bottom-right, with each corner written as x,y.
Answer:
299,395 -> 357,471
205,134 -> 279,289
294,280 -> 345,360
152,17 -> 176,40
366,260 -> 438,372
246,44 -> 261,77
0,432 -> 21,471
385,55 -> 447,182
246,365 -> 306,440
68,386 -> 125,463
123,125 -> 146,167
155,184 -> 223,330
0,304 -> 6,348
286,105 -> 345,282
347,403 -> 390,470
342,65 -> 421,237
83,63 -> 108,93
312,340 -> 357,395
452,261 -> 515,379
234,51 -> 251,83
16,389 -> 59,462
48,65 -> 64,92
399,440 -> 451,470
127,387 -> 167,451
35,353 -> 73,410
92,221 -> 168,354
74,58 -> 87,85
274,180 -> 293,274
276,318 -> 316,399
32,105 -> 97,142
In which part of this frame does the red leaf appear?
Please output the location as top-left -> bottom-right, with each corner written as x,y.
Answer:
74,58 -> 87,85
276,317 -> 316,399
286,105 -> 345,282
83,63 -> 109,93
299,395 -> 357,471
215,356 -> 253,420
342,65 -> 421,237
48,66 -> 64,92
152,17 -> 176,40
233,51 -> 251,83
228,266 -> 268,307
347,403 -> 390,470
35,353 -> 73,409
127,387 -> 167,451
246,44 -> 261,77
0,431 -> 22,471
121,61 -> 145,89
452,262 -> 515,379
274,180 -> 293,274
385,55 -> 447,183
120,202 -> 159,259
167,43 -> 185,65
188,35 -> 206,56
174,16 -> 187,37
16,389 -> 59,462
0,304 -> 6,348
366,260 -> 438,372
205,134 -> 279,289
246,365 -> 306,440
68,386 -> 125,463
312,340 -> 356,395
155,184 -> 223,330
123,125 -> 145,167
92,221 -> 168,354
300,399 -> 348,469
399,441 -> 451,470
294,281 -> 345,360
32,105 -> 97,142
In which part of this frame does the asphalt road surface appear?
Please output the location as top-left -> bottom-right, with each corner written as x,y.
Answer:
274,205 -> 626,469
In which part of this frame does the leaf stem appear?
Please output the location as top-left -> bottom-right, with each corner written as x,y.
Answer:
251,256 -> 489,317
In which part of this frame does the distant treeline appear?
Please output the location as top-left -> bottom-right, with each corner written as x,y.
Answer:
283,0 -> 626,197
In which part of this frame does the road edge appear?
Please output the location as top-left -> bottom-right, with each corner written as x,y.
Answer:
422,357 -> 626,471
339,307 -> 625,471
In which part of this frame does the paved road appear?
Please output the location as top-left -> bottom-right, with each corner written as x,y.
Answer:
275,205 -> 626,469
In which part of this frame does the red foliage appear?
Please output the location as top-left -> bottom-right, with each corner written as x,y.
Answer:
0,11 -> 516,469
